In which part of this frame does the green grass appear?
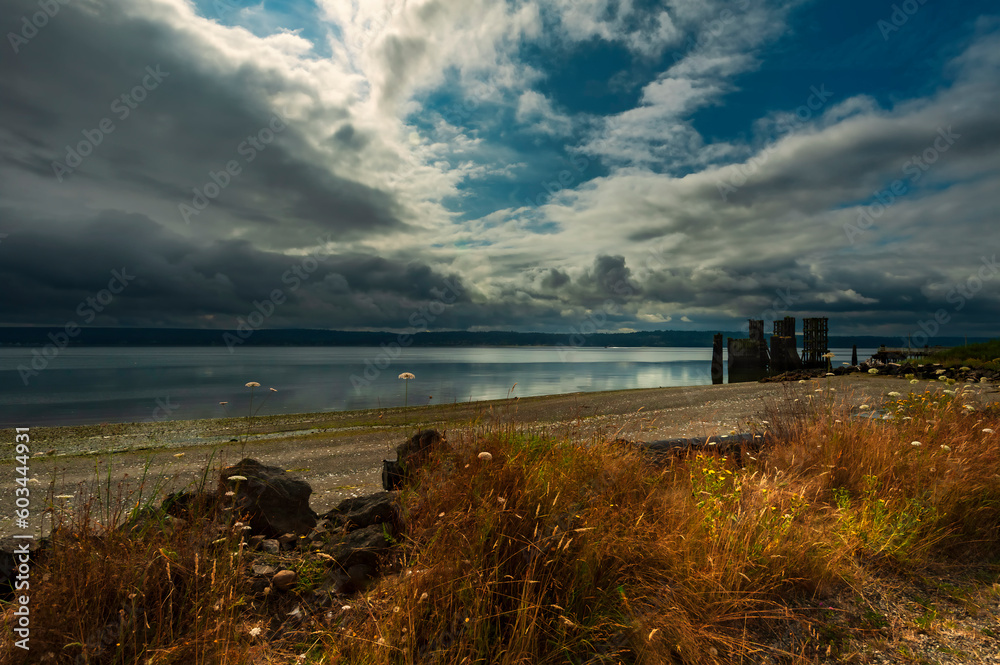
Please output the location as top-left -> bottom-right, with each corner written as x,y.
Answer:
923,338 -> 1000,369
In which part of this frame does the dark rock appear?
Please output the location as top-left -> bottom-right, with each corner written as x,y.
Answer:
219,459 -> 317,537
322,492 -> 401,533
249,577 -> 270,594
382,459 -> 405,491
261,539 -> 280,554
161,490 -> 220,521
328,523 -> 391,570
249,534 -> 266,548
383,429 -> 447,489
324,562 -> 378,595
0,536 -> 49,600
347,563 -> 376,592
252,564 -> 277,577
277,533 -> 299,549
306,519 -> 332,541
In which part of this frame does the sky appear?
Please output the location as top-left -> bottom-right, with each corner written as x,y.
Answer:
1,0 -> 998,339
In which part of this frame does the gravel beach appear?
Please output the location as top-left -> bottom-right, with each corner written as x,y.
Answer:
4,374 -> 996,538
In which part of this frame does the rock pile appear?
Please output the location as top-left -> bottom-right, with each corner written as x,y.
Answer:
1,431 -> 448,608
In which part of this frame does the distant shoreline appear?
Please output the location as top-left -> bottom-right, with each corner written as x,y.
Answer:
0,326 -> 979,349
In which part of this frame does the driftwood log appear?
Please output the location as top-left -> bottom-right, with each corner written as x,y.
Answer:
618,432 -> 773,466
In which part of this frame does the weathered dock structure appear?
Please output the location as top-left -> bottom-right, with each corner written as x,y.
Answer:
720,316 -> 830,380
801,317 -> 829,367
770,316 -> 801,374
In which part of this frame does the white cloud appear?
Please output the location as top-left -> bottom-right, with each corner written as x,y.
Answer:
515,90 -> 574,135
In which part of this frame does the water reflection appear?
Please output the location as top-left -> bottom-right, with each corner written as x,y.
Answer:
0,346 -> 876,426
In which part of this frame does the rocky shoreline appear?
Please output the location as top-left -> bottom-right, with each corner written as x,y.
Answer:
4,375 -> 997,540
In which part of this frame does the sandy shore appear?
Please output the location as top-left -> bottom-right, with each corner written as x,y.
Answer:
5,374 -> 995,537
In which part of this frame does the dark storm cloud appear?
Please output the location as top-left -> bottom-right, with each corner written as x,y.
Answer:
0,0 -> 408,247
0,210 -> 465,328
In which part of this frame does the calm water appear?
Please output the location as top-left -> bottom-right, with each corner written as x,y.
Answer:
0,346 -> 873,427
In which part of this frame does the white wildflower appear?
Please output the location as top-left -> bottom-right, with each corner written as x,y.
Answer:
910,441 -> 922,447
983,428 -> 995,434
910,379 -> 920,384
245,381 -> 260,387
887,391 -> 901,397
227,475 -> 248,482
478,451 -> 493,462
940,445 -> 951,452
859,404 -> 870,411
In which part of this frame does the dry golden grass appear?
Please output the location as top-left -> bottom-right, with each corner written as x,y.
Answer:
4,382 -> 1000,664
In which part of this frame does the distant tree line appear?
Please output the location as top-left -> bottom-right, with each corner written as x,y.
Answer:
0,326 -> 985,349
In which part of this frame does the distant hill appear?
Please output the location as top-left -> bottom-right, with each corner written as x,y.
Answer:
0,326 -> 987,349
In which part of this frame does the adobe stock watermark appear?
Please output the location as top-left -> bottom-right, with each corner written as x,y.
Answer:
212,0 -> 245,19
739,287 -> 800,334
347,8 -> 394,51
7,0 -> 71,55
17,268 -> 136,385
877,0 -> 931,41
668,0 -> 753,67
144,396 -> 180,424
717,84 -> 834,201
554,291 -> 631,362
349,279 -> 465,391
899,255 -> 998,348
51,65 -> 169,182
179,112 -> 288,224
509,153 -> 592,211
223,234 -> 333,352
844,126 -> 959,244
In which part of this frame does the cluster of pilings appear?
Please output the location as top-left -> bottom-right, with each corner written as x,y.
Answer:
712,317 -> 830,383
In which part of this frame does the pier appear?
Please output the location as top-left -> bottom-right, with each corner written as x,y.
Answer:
714,316 -> 830,382
871,345 -> 951,362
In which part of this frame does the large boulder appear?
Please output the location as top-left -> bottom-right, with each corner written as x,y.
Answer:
382,429 -> 447,490
219,459 -> 317,537
322,492 -> 401,533
322,523 -> 394,595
